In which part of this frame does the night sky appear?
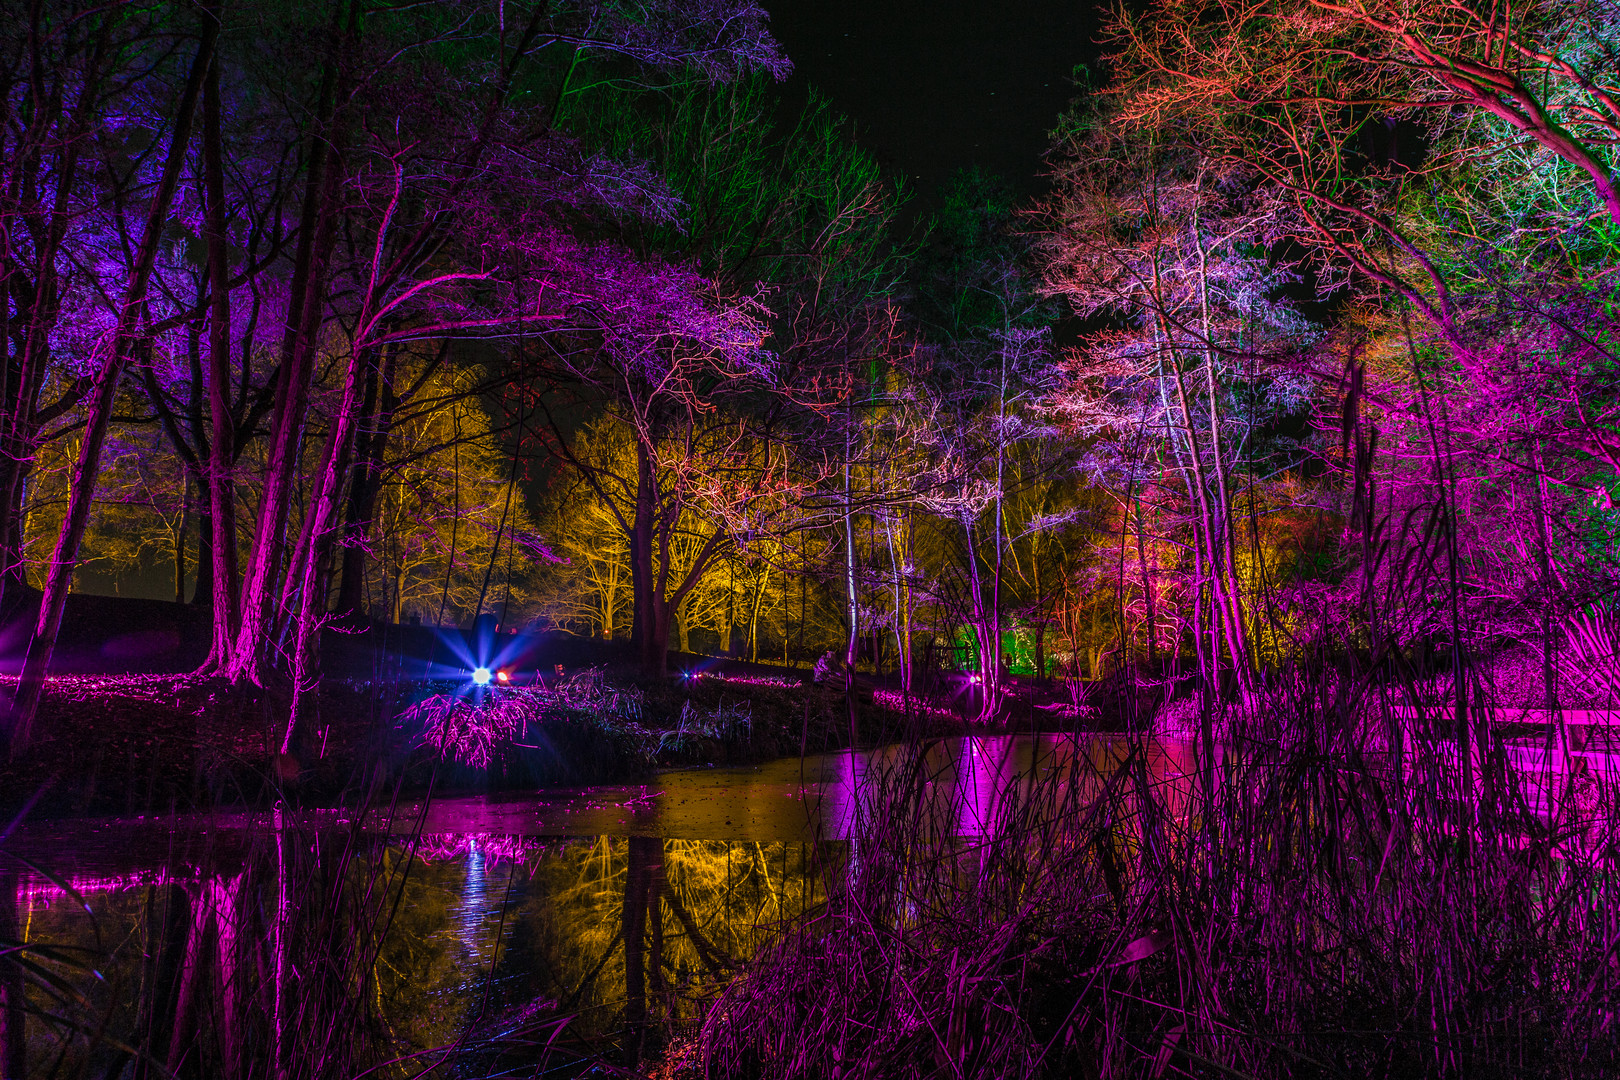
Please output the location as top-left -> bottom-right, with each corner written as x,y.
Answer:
762,0 -> 1105,206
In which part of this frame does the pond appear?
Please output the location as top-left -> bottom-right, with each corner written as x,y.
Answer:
0,734 -> 1197,1078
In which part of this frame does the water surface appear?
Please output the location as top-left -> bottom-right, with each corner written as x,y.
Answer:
1,734 -> 1193,1075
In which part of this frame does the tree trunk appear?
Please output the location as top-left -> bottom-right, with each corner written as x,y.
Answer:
0,461 -> 31,612
133,884 -> 191,1080
285,339 -> 373,754
896,513 -> 914,692
647,595 -> 672,678
990,367 -> 1008,714
165,884 -> 214,1073
8,26 -> 213,753
843,465 -> 859,674
226,17 -> 349,685
843,461 -> 860,743
192,500 -> 214,608
272,809 -> 292,1080
747,571 -> 766,662
211,873 -> 247,1080
630,456 -> 655,669
174,474 -> 190,603
1134,495 -> 1157,670
1192,183 -> 1253,705
334,345 -> 395,620
621,836 -> 657,1069
619,434 -> 729,678
963,515 -> 999,720
0,15 -> 111,626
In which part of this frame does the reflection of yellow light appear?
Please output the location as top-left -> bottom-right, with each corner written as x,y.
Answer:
497,670 -> 510,683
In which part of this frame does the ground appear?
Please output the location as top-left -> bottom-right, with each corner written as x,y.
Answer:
0,660 -> 988,819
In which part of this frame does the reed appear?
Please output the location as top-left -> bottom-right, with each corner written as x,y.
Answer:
696,674 -> 1617,1078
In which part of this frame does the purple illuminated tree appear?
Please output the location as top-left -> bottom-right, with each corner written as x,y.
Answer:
6,4 -> 217,750
1,0 -> 793,757
1103,0 -> 1620,704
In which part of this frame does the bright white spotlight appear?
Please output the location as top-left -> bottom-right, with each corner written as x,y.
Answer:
472,667 -> 492,685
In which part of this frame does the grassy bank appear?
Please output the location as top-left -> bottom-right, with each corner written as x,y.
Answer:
0,664 -> 971,818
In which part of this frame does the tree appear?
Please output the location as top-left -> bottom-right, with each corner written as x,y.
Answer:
0,1 -> 177,610
1106,0 -> 1620,534
913,328 -> 1059,716
1036,119 -> 1318,705
353,355 -> 543,629
24,421 -> 193,596
902,170 -> 1065,715
7,4 -> 215,751
0,0 -> 793,755
1103,0 -> 1620,699
530,422 -> 640,639
541,76 -> 906,677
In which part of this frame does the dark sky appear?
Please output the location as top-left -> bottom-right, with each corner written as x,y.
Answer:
761,0 -> 1105,206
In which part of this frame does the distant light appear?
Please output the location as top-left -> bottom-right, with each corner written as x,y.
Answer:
472,667 -> 492,685
496,670 -> 510,683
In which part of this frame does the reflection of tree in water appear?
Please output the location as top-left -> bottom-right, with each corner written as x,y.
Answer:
4,832 -> 834,1073
503,840 -> 829,1036
369,835 -> 832,1066
368,848 -> 486,1056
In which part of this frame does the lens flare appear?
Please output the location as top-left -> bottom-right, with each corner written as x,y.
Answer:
471,667 -> 492,685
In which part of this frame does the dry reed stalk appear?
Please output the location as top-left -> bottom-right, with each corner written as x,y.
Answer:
699,667 -> 1619,1078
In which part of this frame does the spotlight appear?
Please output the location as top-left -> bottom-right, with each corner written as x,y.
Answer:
496,670 -> 510,683
472,667 -> 492,685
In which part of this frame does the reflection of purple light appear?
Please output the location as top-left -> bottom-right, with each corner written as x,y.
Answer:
20,869 -> 178,904
958,736 -> 1014,838
823,750 -> 868,839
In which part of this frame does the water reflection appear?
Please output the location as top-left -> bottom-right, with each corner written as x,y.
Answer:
957,735 -> 1016,838
1,733 -> 1202,1076
2,831 -> 837,1076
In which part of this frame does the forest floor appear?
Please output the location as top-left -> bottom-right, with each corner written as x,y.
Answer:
0,659 -> 994,820
0,596 -> 1087,819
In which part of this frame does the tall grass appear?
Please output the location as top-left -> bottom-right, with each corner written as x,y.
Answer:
699,458 -> 1620,1078
698,685 -> 1618,1078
